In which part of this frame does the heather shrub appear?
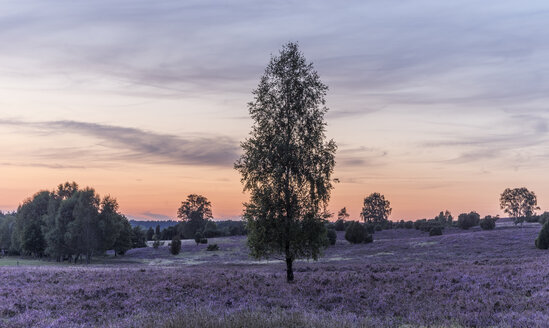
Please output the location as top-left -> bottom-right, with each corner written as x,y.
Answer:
535,222 -> 549,249
429,226 -> 443,236
345,221 -> 365,244
170,236 -> 181,255
327,229 -> 337,245
457,212 -> 480,230
480,216 -> 496,230
206,244 -> 219,251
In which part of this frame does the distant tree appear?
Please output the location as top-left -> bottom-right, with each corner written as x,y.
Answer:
155,224 -> 161,238
361,193 -> 392,225
0,215 -> 15,254
170,235 -> 181,255
113,219 -> 132,255
203,221 -> 218,238
177,194 -> 213,239
131,226 -> 147,248
434,210 -> 453,225
14,191 -> 52,257
146,227 -> 154,241
70,188 -> 101,264
500,188 -> 540,226
457,212 -> 480,230
327,229 -> 337,245
152,234 -> 161,249
194,231 -> 203,246
480,216 -> 496,230
235,42 -> 337,282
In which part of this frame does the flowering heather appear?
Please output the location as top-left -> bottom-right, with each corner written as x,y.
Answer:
2,224 -> 549,327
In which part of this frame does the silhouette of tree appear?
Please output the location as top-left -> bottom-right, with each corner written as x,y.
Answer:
235,42 -> 337,282
500,188 -> 540,226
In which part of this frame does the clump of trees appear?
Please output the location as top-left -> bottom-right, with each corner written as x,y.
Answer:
235,42 -> 337,282
457,212 -> 481,230
1,182 -> 135,263
480,216 -> 497,230
500,187 -> 539,226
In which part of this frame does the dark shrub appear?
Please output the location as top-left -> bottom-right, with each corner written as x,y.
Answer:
200,238 -> 208,244
206,244 -> 219,251
404,221 -> 414,229
194,232 -> 203,246
414,219 -> 426,230
480,216 -> 496,230
170,236 -> 181,255
535,222 -> 549,249
374,224 -> 382,232
345,221 -> 365,244
457,212 -> 480,230
429,226 -> 443,236
327,229 -> 337,245
334,219 -> 346,231
364,234 -> 373,244
152,235 -> 161,249
364,223 -> 375,234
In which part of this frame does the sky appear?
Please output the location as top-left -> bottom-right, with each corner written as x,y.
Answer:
1,0 -> 548,221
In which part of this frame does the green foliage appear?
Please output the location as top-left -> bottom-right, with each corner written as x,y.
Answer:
206,244 -> 219,251
131,226 -> 147,248
500,187 -> 540,226
203,220 -> 219,238
15,190 -> 52,256
152,235 -> 161,249
146,227 -> 154,241
327,229 -> 337,245
434,210 -> 453,225
0,215 -> 15,254
361,193 -> 392,225
170,236 -> 181,255
114,219 -> 132,255
235,42 -> 336,282
177,194 -> 213,239
535,222 -> 549,249
345,221 -> 368,244
480,216 -> 497,230
200,238 -> 208,244
404,221 -> 414,229
457,212 -> 480,230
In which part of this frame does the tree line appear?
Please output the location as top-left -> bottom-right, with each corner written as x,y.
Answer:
0,182 -> 140,263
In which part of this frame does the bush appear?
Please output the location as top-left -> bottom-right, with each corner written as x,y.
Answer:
480,217 -> 496,230
429,226 -> 443,236
206,244 -> 219,251
334,219 -> 345,231
170,236 -> 181,255
152,235 -> 161,249
364,234 -> 373,244
364,223 -> 375,234
535,222 -> 549,249
200,238 -> 208,244
404,221 -> 414,229
194,232 -> 203,246
414,219 -> 426,230
374,224 -> 382,232
345,221 -> 365,244
327,229 -> 337,245
457,212 -> 480,230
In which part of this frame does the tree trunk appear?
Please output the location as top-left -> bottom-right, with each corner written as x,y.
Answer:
285,256 -> 294,282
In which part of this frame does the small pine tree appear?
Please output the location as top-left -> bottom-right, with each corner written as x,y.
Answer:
535,222 -> 549,249
345,221 -> 366,244
170,236 -> 181,255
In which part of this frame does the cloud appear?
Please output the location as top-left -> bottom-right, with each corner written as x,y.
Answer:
0,162 -> 85,169
0,119 -> 240,167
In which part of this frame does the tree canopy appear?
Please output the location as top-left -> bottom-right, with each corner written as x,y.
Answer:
500,187 -> 539,225
235,42 -> 337,282
361,193 -> 392,224
177,194 -> 213,238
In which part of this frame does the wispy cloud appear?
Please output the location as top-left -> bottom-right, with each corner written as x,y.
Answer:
0,119 -> 239,167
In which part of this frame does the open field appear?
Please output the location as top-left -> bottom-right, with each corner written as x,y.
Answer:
2,222 -> 549,327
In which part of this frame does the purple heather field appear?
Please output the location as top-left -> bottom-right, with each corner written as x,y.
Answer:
2,221 -> 549,327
